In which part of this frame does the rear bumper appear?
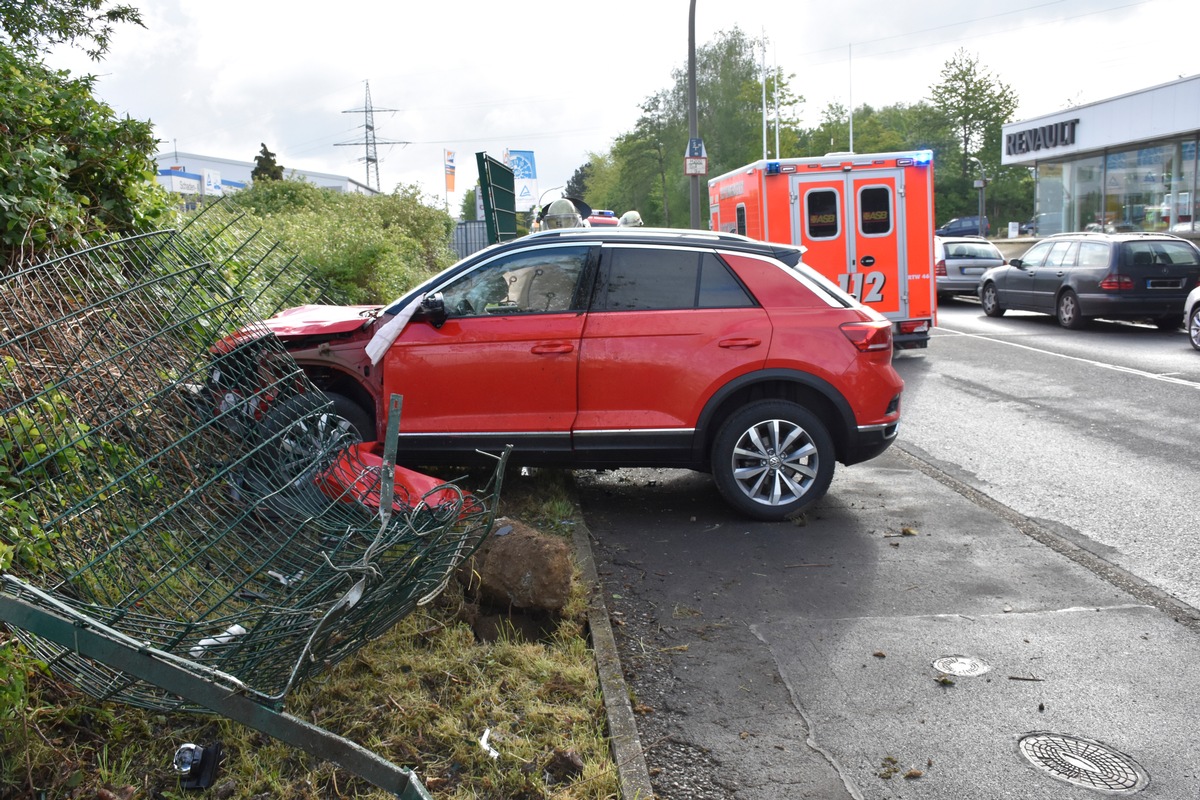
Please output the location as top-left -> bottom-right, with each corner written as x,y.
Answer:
937,278 -> 981,294
843,420 -> 900,466
1078,293 -> 1190,319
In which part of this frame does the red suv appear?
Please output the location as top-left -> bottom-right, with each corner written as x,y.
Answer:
244,228 -> 903,520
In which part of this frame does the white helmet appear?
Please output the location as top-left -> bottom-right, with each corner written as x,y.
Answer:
619,210 -> 644,227
541,198 -> 583,230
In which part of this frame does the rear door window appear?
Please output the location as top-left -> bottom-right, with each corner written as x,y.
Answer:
1077,242 -> 1110,267
858,186 -> 892,236
805,189 -> 840,240
1044,241 -> 1078,267
595,247 -> 755,310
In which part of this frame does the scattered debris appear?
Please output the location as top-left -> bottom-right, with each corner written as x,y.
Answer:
479,728 -> 500,760
873,651 -> 886,659
934,675 -> 955,686
543,748 -> 585,783
904,768 -> 924,779
1008,675 -> 1045,682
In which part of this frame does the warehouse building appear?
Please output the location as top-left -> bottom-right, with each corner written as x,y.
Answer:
155,151 -> 376,199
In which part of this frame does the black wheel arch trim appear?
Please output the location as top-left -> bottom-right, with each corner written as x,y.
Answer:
691,369 -> 857,462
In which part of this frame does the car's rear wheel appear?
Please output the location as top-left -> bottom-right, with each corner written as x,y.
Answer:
1056,289 -> 1087,329
981,282 -> 1006,317
711,400 -> 835,521
1189,307 -> 1200,351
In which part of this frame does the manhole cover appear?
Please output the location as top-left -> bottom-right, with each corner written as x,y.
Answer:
931,655 -> 990,677
1018,733 -> 1148,793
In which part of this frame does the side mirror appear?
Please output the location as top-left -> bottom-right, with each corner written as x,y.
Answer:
1010,258 -> 1024,269
415,292 -> 447,328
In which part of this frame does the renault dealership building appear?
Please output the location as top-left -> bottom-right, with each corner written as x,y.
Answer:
1001,74 -> 1200,239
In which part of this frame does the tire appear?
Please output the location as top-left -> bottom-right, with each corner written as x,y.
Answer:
1189,306 -> 1200,351
1056,289 -> 1087,329
711,400 -> 835,521
980,282 -> 1006,317
257,392 -> 362,483
325,391 -> 374,442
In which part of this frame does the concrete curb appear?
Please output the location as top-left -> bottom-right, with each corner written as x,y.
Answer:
572,522 -> 655,799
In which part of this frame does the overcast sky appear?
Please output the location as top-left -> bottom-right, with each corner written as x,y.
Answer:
48,0 -> 1199,212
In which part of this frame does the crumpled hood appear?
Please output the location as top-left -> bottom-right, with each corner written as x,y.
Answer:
263,304 -> 381,337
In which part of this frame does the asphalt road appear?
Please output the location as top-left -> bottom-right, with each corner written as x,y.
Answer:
581,301 -> 1200,799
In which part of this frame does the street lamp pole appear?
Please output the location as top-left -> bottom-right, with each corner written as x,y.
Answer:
969,156 -> 988,237
688,0 -> 701,229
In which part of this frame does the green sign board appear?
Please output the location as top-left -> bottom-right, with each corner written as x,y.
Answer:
475,152 -> 517,245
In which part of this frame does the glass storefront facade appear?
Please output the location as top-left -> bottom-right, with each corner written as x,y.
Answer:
1034,136 -> 1198,236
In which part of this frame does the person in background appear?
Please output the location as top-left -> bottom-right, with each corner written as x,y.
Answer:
619,210 -> 643,227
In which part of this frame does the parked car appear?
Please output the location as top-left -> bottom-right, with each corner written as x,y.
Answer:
935,236 -> 1006,299
1019,214 -> 1054,236
935,215 -> 989,238
230,228 -> 904,521
977,232 -> 1200,330
1186,284 -> 1200,350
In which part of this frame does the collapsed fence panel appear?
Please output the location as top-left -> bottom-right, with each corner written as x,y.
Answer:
0,200 -> 509,794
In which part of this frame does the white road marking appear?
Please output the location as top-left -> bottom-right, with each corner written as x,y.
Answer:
931,327 -> 1200,388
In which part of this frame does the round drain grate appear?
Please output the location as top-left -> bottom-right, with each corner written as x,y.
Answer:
1018,733 -> 1148,793
931,655 -> 990,677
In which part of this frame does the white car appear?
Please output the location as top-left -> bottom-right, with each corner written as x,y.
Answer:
1187,284 -> 1200,351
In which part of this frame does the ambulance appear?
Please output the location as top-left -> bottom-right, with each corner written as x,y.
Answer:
709,150 -> 936,349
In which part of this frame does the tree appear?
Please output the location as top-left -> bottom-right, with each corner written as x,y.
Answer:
251,143 -> 284,182
929,49 -> 1018,179
564,161 -> 591,200
459,187 -> 477,220
0,0 -> 142,60
566,27 -> 803,229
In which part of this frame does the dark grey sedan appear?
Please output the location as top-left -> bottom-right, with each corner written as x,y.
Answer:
977,232 -> 1200,330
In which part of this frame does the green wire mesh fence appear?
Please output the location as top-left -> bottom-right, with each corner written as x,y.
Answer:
0,201 -> 508,712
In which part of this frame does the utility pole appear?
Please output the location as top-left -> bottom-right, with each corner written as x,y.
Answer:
336,81 -> 408,192
687,0 -> 704,229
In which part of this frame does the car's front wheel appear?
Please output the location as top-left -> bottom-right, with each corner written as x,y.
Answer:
711,400 -> 835,521
1189,306 -> 1200,351
257,392 -> 363,482
1056,289 -> 1087,329
981,282 -> 1006,317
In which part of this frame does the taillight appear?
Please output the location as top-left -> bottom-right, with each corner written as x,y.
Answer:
898,319 -> 931,335
1099,273 -> 1134,290
840,319 -> 893,352
935,259 -> 947,276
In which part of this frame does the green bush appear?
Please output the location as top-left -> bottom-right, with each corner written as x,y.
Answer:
0,43 -> 174,267
227,180 -> 459,304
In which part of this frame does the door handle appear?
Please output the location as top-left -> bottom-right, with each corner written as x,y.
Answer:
531,342 -> 574,354
718,338 -> 761,349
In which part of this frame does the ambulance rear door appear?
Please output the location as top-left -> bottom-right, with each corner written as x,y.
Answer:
790,168 -> 908,321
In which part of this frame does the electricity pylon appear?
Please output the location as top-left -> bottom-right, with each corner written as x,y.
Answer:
336,80 -> 409,192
